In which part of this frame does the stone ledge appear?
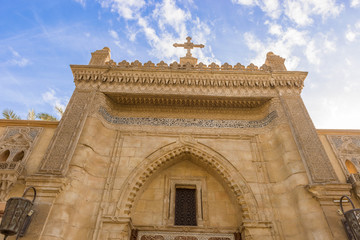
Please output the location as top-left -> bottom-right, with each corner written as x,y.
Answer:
307,183 -> 352,206
25,175 -> 68,198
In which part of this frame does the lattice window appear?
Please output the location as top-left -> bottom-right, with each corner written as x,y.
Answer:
175,188 -> 197,226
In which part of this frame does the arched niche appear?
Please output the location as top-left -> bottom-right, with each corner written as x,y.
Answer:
131,157 -> 242,229
115,138 -> 259,223
345,160 -> 358,174
12,151 -> 25,162
0,150 -> 10,162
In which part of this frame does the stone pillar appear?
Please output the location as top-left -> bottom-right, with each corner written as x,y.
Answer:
279,95 -> 338,183
38,89 -> 96,175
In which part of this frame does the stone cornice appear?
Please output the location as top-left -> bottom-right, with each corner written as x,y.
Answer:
0,119 -> 59,128
71,65 -> 307,96
307,183 -> 352,205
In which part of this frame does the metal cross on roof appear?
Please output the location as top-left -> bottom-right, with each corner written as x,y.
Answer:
173,36 -> 205,58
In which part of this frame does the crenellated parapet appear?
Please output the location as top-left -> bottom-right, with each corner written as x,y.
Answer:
72,47 -> 306,97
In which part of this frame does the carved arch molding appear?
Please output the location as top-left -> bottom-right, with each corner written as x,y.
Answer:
114,137 -> 263,223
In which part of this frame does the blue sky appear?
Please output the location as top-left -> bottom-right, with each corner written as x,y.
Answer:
1,0 -> 359,129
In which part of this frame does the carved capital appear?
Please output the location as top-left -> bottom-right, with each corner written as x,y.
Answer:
307,183 -> 352,205
25,175 -> 67,198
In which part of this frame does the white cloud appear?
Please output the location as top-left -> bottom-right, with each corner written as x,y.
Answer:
232,0 -> 281,19
265,21 -> 283,35
109,29 -> 119,39
98,0 -> 146,20
6,48 -> 30,67
153,0 -> 191,37
231,0 -> 256,5
305,40 -> 320,65
100,0 -> 217,64
42,89 -> 68,117
284,0 -> 344,26
351,0 -> 360,8
74,0 -> 86,7
346,30 -> 356,42
345,21 -> 360,42
233,0 -> 344,26
244,26 -> 307,69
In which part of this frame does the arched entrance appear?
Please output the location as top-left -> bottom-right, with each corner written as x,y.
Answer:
109,137 -> 273,240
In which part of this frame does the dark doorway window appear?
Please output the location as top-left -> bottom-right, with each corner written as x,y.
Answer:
175,188 -> 197,226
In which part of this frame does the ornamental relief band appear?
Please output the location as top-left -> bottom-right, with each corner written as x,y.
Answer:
281,96 -> 338,183
38,90 -> 95,174
98,106 -> 278,129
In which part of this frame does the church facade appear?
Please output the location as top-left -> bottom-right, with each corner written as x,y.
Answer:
1,39 -> 360,240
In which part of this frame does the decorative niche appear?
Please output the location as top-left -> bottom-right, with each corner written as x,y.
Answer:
0,127 -> 42,201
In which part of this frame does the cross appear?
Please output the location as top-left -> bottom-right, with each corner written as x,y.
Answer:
173,36 -> 204,58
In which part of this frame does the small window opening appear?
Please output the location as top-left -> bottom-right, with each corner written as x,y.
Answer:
12,151 -> 25,162
0,150 -> 10,162
175,187 -> 197,226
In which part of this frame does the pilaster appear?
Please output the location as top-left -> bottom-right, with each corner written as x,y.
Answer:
38,89 -> 96,175
279,95 -> 338,183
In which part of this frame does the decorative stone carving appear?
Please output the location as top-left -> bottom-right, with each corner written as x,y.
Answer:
89,47 -> 111,65
328,135 -> 360,169
0,127 -> 42,201
99,106 -> 277,129
208,238 -> 230,240
137,231 -> 234,240
281,96 -> 338,183
328,135 -> 360,198
116,140 -> 260,222
141,235 -> 165,240
264,52 -> 286,71
174,236 -> 197,240
72,66 -> 307,97
173,36 -> 204,65
38,90 -> 95,175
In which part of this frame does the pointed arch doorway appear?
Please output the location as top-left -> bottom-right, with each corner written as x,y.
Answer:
121,139 -> 256,240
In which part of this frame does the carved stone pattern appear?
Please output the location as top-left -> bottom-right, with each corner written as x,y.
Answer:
328,135 -> 360,177
137,231 -> 234,240
208,238 -> 231,240
282,97 -> 338,183
141,235 -> 165,240
105,59 -> 268,72
108,95 -> 269,108
0,127 -> 42,201
174,237 -> 198,240
38,91 -> 94,174
99,107 -> 278,129
72,68 -> 305,91
119,141 -> 259,222
0,127 -> 42,161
